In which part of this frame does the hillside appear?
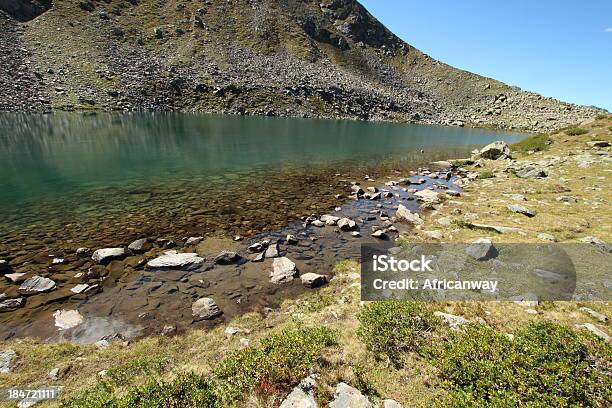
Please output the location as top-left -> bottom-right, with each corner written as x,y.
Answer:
0,0 -> 605,130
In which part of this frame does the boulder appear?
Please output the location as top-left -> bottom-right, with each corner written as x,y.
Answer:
192,297 -> 222,320
320,215 -> 340,226
311,220 -> 325,227
300,273 -> 328,288
579,307 -> 608,323
270,257 -> 298,284
579,236 -> 611,253
286,234 -> 299,245
396,204 -> 423,225
146,251 -> 205,270
337,218 -> 357,231
465,238 -> 498,260
279,376 -> 318,408
383,400 -> 403,408
4,273 -> 26,283
575,323 -> 610,342
414,189 -> 441,203
264,243 -> 280,258
19,276 -> 56,295
128,238 -> 150,252
507,204 -> 536,217
515,165 -> 547,179
329,382 -> 373,408
0,297 -> 25,312
371,230 -> 386,239
537,233 -> 557,242
0,349 -> 16,373
92,248 -> 126,264
53,310 -> 84,330
479,141 -> 511,160
434,311 -> 470,330
213,251 -> 241,265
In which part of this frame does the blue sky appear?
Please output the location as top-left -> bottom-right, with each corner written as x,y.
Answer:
360,0 -> 612,111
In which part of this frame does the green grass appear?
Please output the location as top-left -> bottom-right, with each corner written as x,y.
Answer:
426,321 -> 612,407
60,325 -> 337,407
357,301 -> 438,366
478,170 -> 494,179
565,127 -> 589,136
608,126 -> 612,132
511,133 -> 551,153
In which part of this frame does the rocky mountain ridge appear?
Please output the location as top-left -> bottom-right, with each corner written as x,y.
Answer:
0,0 -> 605,131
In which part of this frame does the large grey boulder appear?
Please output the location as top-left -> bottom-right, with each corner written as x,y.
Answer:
414,189 -> 441,203
0,349 -> 16,373
396,204 -> 423,225
146,251 -> 205,270
279,376 -> 318,408
192,297 -> 222,320
19,276 -> 56,295
465,238 -> 498,260
329,383 -> 373,408
270,257 -> 298,284
479,141 -> 511,160
92,248 -> 126,264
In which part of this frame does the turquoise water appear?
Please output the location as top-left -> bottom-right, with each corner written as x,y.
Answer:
0,112 -> 526,209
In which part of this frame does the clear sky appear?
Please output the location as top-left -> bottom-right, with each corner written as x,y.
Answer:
359,0 -> 612,111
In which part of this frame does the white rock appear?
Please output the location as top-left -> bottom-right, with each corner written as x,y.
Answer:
300,273 -> 328,288
239,337 -> 250,347
383,400 -> 403,408
396,204 -> 423,225
337,218 -> 357,231
280,376 -> 318,408
53,310 -> 84,330
192,297 -> 222,320
329,382 -> 373,408
92,248 -> 126,263
0,349 -> 16,373
434,311 -> 470,330
579,307 -> 608,323
70,284 -> 89,294
414,189 -> 441,203
575,323 -> 610,342
186,236 -> 204,245
146,251 -> 205,270
270,257 -> 298,284
320,214 -> 340,226
19,276 -> 56,294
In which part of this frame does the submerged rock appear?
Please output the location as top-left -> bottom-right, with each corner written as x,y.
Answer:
270,257 -> 298,284
264,243 -> 280,258
0,297 -> 25,312
146,251 -> 205,270
213,251 -> 241,265
19,276 -> 56,295
285,234 -> 299,245
53,309 -> 84,330
92,248 -> 126,264
192,297 -> 222,320
329,382 -> 373,408
579,307 -> 608,323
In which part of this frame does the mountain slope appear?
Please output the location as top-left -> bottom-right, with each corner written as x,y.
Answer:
0,0 -> 604,130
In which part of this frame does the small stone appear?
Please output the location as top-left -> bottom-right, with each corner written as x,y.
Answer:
4,273 -> 26,283
579,236 -> 611,253
186,236 -> 204,245
338,218 -> 357,231
371,230 -> 386,239
248,242 -> 264,252
250,252 -> 265,262
311,220 -> 325,227
239,337 -> 250,347
19,276 -> 56,295
515,165 -> 547,179
75,247 -> 90,256
465,238 -> 497,260
280,376 -> 318,408
0,349 -> 16,373
264,243 -> 280,258
161,325 -> 177,336
70,284 -> 89,294
300,273 -> 328,288
579,307 -> 608,323
192,297 -> 222,320
383,400 -> 403,408
414,189 -> 441,203
286,234 -> 298,245
270,257 -> 298,284
128,238 -> 149,252
92,248 -> 126,263
95,340 -> 110,348
537,233 -> 557,242
507,204 -> 536,217
434,311 -> 470,330
396,204 -> 423,225
320,214 -> 340,225
53,310 -> 84,330
556,195 -> 578,203
424,230 -> 443,240
146,251 -> 205,270
350,231 -> 361,237
224,327 -> 241,337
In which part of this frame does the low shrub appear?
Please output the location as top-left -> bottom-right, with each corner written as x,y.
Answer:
511,133 -> 551,152
213,325 -> 337,401
357,301 -> 438,366
478,170 -> 494,179
565,127 -> 588,136
427,321 -> 612,407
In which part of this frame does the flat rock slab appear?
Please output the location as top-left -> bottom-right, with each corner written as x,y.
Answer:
0,349 -> 16,373
53,309 -> 84,330
192,297 -> 222,320
0,297 -> 25,312
19,276 -> 56,295
270,257 -> 298,284
507,204 -> 536,217
128,238 -> 149,252
146,251 -> 205,271
92,248 -> 126,263
329,382 -> 373,408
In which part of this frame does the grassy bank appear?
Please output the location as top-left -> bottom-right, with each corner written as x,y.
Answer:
1,116 -> 611,407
